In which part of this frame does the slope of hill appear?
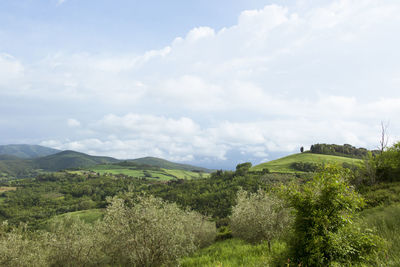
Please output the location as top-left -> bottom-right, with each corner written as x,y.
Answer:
0,144 -> 60,158
127,157 -> 213,172
251,152 -> 363,173
33,150 -> 120,171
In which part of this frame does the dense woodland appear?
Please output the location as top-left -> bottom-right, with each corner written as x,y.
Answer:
309,143 -> 371,158
1,142 -> 400,266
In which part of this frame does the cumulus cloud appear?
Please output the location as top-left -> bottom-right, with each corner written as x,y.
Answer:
4,0 -> 400,167
67,118 -> 80,127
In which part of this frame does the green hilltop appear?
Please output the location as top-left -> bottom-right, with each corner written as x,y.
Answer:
251,152 -> 363,173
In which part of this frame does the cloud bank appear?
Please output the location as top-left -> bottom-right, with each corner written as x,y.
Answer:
1,0 -> 400,168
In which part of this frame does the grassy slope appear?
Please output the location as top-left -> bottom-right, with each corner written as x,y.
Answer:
251,152 -> 362,173
47,209 -> 103,225
359,204 -> 400,266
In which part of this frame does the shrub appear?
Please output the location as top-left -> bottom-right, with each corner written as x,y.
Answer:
45,216 -> 105,266
230,188 -> 291,250
98,194 -> 216,266
285,166 -> 383,266
0,222 -> 48,267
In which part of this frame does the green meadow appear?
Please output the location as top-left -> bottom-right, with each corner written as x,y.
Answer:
251,152 -> 362,173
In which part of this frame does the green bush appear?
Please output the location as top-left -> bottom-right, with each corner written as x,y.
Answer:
98,194 -> 216,266
230,188 -> 291,250
0,222 -> 48,267
45,216 -> 105,267
285,166 -> 383,266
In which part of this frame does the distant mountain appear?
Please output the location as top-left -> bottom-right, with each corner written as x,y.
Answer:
0,150 -> 120,178
33,150 -> 120,171
0,144 -> 60,159
127,157 -> 213,173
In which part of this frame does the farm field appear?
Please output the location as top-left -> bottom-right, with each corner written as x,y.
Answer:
251,152 -> 362,173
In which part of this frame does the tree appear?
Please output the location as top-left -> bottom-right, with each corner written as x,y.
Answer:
285,166 -> 383,266
300,146 -> 304,153
379,121 -> 389,154
230,188 -> 291,251
235,162 -> 252,176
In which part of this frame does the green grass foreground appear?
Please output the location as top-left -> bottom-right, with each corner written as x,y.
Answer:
252,152 -> 362,173
179,239 -> 286,267
360,204 -> 400,266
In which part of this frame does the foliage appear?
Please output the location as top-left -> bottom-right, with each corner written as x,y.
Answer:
290,161 -> 320,172
98,194 -> 216,266
375,141 -> 400,182
45,216 -> 105,266
230,188 -> 291,248
284,166 -> 383,266
235,162 -> 252,176
0,222 -> 48,267
310,143 -> 369,159
0,193 -> 216,267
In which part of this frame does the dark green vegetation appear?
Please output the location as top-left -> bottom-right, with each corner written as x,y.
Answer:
309,143 -> 371,158
0,150 -> 119,179
1,141 -> 400,266
0,144 -> 60,158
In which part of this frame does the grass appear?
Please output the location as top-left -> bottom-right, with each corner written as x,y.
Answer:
251,153 -> 362,173
179,239 -> 286,267
359,204 -> 400,266
49,209 -> 104,224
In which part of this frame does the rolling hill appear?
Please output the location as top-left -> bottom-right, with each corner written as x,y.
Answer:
251,152 -> 363,173
127,157 -> 213,172
33,150 -> 120,171
0,144 -> 60,158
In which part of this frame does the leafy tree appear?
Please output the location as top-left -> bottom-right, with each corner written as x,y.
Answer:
230,188 -> 291,251
235,162 -> 252,176
285,166 -> 383,266
98,194 -> 216,266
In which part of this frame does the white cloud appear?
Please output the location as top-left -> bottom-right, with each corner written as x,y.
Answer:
57,0 -> 66,6
4,0 -> 400,167
67,118 -> 80,127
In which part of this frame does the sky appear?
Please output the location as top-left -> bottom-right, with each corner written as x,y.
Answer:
1,0 -> 400,169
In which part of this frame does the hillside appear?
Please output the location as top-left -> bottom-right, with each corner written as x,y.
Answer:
33,150 -> 120,171
127,157 -> 213,172
0,150 -> 120,178
251,152 -> 363,173
0,144 -> 60,158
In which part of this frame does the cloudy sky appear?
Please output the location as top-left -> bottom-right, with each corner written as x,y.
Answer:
1,0 -> 400,169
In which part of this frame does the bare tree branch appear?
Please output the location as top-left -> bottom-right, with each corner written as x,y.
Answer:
379,121 -> 389,154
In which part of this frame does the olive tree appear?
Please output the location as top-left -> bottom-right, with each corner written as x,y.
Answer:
230,188 -> 291,250
98,194 -> 216,266
0,222 -> 48,267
